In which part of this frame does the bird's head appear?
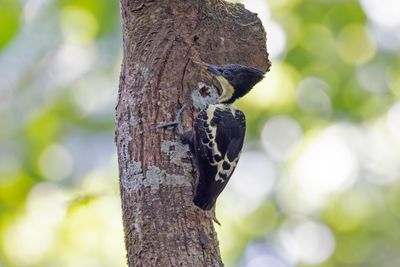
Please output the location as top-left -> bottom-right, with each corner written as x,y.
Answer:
195,61 -> 265,104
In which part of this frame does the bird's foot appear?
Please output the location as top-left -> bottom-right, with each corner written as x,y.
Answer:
155,104 -> 187,134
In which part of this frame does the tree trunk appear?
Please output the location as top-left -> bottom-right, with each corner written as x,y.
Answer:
116,0 -> 270,266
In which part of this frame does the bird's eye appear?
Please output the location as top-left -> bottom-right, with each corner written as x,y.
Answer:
223,70 -> 231,76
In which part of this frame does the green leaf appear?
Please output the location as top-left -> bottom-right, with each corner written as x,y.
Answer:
0,0 -> 21,48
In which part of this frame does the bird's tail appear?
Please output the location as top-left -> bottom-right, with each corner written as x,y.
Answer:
193,194 -> 215,210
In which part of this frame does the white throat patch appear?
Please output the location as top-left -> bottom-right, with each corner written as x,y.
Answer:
216,76 -> 234,103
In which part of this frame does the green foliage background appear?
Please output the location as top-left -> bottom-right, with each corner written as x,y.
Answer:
0,0 -> 399,266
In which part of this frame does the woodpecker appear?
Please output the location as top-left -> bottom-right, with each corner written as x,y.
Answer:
157,61 -> 265,210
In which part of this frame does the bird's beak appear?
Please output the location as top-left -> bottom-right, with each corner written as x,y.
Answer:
206,64 -> 221,76
193,60 -> 221,76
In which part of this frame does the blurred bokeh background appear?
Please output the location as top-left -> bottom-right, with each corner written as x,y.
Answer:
1,0 -> 400,266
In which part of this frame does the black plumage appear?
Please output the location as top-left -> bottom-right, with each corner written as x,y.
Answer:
189,105 -> 246,210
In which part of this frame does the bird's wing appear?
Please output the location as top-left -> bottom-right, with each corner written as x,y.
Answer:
192,105 -> 246,210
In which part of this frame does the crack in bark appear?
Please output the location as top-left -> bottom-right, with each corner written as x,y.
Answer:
130,0 -> 145,12
180,46 -> 194,103
152,37 -> 175,125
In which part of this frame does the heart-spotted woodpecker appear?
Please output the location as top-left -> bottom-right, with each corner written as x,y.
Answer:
157,61 -> 265,210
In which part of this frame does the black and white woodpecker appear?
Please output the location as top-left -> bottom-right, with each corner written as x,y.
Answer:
157,61 -> 265,210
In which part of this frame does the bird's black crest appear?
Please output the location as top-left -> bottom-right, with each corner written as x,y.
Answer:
217,64 -> 264,103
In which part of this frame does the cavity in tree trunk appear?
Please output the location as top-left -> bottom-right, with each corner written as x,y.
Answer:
115,0 -> 270,266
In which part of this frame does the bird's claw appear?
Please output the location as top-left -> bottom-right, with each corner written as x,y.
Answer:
155,121 -> 179,129
155,104 -> 187,134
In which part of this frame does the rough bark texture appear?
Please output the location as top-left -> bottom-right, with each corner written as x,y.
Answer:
116,0 -> 270,266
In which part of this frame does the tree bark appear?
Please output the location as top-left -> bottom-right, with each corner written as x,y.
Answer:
116,0 -> 270,266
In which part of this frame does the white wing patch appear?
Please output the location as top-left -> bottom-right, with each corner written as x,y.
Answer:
214,154 -> 240,182
205,104 -> 240,183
